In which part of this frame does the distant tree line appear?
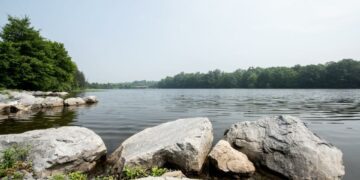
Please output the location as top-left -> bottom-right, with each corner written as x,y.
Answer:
157,59 -> 360,88
87,80 -> 157,89
0,16 -> 86,91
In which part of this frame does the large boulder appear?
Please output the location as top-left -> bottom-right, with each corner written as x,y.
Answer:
224,115 -> 345,180
41,97 -> 64,108
0,126 -> 107,178
109,117 -> 213,174
208,140 -> 255,176
64,97 -> 86,106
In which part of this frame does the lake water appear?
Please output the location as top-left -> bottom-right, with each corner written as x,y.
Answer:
1,89 -> 360,179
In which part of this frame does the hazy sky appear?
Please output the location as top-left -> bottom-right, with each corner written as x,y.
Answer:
1,0 -> 360,82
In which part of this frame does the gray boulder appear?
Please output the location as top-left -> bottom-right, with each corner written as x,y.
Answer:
208,140 -> 255,176
18,96 -> 45,109
224,115 -> 345,180
0,126 -> 107,178
109,117 -> 213,174
64,97 -> 86,106
41,97 -> 64,108
83,96 -> 98,104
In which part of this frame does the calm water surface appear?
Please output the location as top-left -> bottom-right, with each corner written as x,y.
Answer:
1,89 -> 360,179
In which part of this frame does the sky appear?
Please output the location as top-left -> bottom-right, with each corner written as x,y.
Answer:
1,0 -> 360,83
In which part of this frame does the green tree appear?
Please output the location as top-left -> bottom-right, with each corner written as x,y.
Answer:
0,15 -> 84,91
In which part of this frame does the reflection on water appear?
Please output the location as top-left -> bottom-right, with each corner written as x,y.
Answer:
0,89 -> 359,180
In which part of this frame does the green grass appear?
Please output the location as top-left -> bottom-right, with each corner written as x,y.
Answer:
122,166 -> 168,179
0,144 -> 32,179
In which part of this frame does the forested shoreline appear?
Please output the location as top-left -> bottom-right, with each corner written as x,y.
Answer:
88,59 -> 360,89
157,59 -> 360,89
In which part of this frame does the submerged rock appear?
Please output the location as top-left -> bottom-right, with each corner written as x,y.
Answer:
109,117 -> 213,174
64,97 -> 86,106
224,115 -> 345,180
0,126 -> 107,178
208,140 -> 255,176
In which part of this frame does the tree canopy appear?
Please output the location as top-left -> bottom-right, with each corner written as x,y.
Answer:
0,16 -> 85,91
157,59 -> 360,88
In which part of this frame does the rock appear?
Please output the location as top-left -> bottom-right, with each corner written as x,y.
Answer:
224,115 -> 345,180
4,104 -> 30,113
64,97 -> 86,106
41,97 -> 64,108
50,92 -> 69,97
0,126 -> 107,178
109,117 -> 213,174
18,96 -> 44,109
83,96 -> 98,104
208,140 -> 255,176
162,171 -> 186,178
9,91 -> 33,100
0,93 -> 8,102
0,102 -> 7,112
33,91 -> 52,96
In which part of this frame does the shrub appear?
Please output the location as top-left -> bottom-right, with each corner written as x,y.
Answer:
51,173 -> 67,180
68,171 -> 87,180
122,166 -> 148,179
150,166 -> 167,176
0,145 -> 31,178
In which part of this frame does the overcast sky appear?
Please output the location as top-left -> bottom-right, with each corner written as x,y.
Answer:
1,0 -> 360,83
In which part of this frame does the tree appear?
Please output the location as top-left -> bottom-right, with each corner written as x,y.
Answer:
0,16 -> 83,91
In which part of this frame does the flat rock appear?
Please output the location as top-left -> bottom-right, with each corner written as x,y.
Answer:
208,140 -> 255,176
83,96 -> 98,104
162,171 -> 186,178
224,115 -> 345,180
64,97 -> 86,106
109,117 -> 213,174
41,97 -> 64,107
0,126 -> 107,178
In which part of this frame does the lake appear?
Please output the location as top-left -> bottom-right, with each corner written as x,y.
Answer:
1,89 -> 359,179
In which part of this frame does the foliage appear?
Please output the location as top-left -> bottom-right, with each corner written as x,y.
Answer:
68,171 -> 87,180
122,166 -> 148,179
0,145 -> 32,178
122,166 -> 168,179
157,59 -> 360,88
0,15 -> 85,91
150,166 -> 167,176
51,173 -> 67,180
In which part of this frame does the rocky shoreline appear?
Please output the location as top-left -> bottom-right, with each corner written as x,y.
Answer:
0,90 -> 98,119
0,113 -> 345,179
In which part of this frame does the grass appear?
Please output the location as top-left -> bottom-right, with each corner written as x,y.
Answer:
122,166 -> 168,179
0,144 -> 32,179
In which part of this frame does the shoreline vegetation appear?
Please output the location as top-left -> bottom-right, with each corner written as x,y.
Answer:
87,58 -> 360,89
